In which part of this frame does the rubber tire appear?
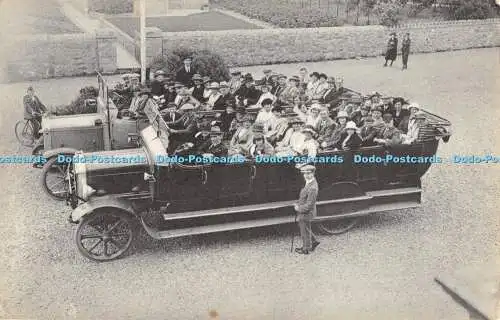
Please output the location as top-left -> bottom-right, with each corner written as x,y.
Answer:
316,217 -> 360,235
41,156 -> 70,201
75,210 -> 137,262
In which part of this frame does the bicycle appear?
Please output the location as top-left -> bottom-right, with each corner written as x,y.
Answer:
15,118 -> 40,147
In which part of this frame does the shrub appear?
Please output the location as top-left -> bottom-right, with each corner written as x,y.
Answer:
374,1 -> 404,27
89,0 -> 133,14
444,0 -> 494,20
53,86 -> 99,115
149,47 -> 230,82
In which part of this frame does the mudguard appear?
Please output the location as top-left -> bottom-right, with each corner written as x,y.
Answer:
70,195 -> 137,223
43,148 -> 79,159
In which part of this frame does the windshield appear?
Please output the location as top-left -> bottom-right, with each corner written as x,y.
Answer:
144,99 -> 170,150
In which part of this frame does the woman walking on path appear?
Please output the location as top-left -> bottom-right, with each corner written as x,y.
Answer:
402,33 -> 411,70
384,32 -> 398,67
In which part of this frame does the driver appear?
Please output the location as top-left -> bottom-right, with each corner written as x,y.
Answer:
23,86 -> 47,138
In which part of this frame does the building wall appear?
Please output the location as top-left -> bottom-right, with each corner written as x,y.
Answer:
147,19 -> 500,66
133,0 -> 209,15
0,31 -> 117,83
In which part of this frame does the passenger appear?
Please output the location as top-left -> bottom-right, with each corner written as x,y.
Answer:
299,125 -> 318,159
336,121 -> 363,151
166,103 -> 198,137
381,98 -> 394,115
320,111 -> 348,150
361,106 -> 385,146
228,71 -> 242,95
249,132 -> 275,158
350,103 -> 371,127
294,99 -> 310,124
254,98 -> 275,126
251,83 -> 275,109
219,102 -> 236,134
359,117 -> 375,145
260,69 -> 274,86
190,74 -> 206,102
298,67 -> 309,91
310,73 -> 329,101
373,113 -> 403,146
203,82 -> 224,111
202,76 -> 212,102
370,91 -> 383,109
325,77 -> 346,109
399,102 -> 420,133
132,87 -> 153,116
173,82 -> 186,105
235,74 -> 262,107
275,117 -> 306,157
271,74 -> 288,99
192,115 -> 212,150
305,72 -> 320,98
278,76 -> 301,106
197,126 -> 228,157
228,106 -> 247,136
228,114 -> 254,156
319,77 -> 337,105
151,70 -> 167,96
218,81 -> 236,108
392,97 -> 410,129
306,103 -> 321,128
402,110 -> 427,144
265,106 -> 289,144
176,88 -> 201,110
316,107 -> 336,144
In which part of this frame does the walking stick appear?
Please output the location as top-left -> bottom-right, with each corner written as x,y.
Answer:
290,210 -> 298,253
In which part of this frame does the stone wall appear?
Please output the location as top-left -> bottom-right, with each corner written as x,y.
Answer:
0,30 -> 117,83
147,18 -> 500,66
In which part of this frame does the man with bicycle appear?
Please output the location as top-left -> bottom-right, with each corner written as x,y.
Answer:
23,86 -> 46,138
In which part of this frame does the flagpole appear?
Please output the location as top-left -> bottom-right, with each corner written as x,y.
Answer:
140,0 -> 147,85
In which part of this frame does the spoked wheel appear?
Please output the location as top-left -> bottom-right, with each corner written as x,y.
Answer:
316,217 -> 361,235
15,119 -> 38,147
41,156 -> 69,200
75,210 -> 136,262
31,143 -> 44,168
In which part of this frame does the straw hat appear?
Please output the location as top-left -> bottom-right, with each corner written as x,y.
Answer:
345,121 -> 358,130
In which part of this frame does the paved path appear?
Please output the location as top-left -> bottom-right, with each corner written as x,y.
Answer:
0,48 -> 499,320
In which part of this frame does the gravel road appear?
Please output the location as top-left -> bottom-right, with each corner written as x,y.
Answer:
0,45 -> 499,319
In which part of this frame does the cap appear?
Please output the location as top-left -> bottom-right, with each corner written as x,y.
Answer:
154,70 -> 166,76
310,72 -> 320,78
207,82 -> 220,90
319,73 -> 328,79
209,126 -> 224,136
202,76 -> 211,83
289,75 -> 300,82
298,164 -> 316,173
183,57 -> 192,62
219,81 -> 229,88
192,74 -> 203,81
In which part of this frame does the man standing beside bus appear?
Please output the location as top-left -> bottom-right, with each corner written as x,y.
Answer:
294,164 -> 320,255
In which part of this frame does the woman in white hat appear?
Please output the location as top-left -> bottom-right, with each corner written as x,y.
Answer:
306,103 -> 322,128
299,125 -> 319,159
336,121 -> 362,151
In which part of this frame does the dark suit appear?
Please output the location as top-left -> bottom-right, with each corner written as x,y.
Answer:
162,111 -> 181,123
295,179 -> 319,251
176,66 -> 196,87
150,80 -> 165,96
319,87 -> 336,104
197,141 -> 228,157
191,85 -> 206,102
392,109 -> 410,129
335,132 -> 363,151
235,86 -> 262,106
325,87 -> 346,109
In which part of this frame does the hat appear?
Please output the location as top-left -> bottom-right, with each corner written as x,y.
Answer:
393,97 -> 406,105
278,74 -> 287,80
301,125 -> 317,136
202,76 -> 211,83
310,72 -> 320,78
180,103 -> 196,111
252,123 -> 265,133
240,114 -> 253,123
289,75 -> 300,82
263,69 -> 272,74
209,126 -> 223,136
154,70 -> 166,77
236,106 -> 246,113
310,103 -> 322,111
298,164 -> 316,173
414,111 -> 426,119
243,74 -> 254,83
382,113 -> 393,121
219,81 -> 229,88
409,102 -> 420,111
192,74 -> 203,81
183,57 -> 192,62
327,77 -> 336,83
231,71 -> 241,76
174,82 -> 184,88
289,117 -> 304,124
319,73 -> 328,79
207,82 -> 220,90
336,110 -> 349,119
345,121 -> 358,130
166,102 -> 177,109
390,32 -> 396,36
370,91 -> 381,98
364,117 -> 375,123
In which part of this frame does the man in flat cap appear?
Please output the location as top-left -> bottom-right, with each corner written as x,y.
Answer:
176,57 -> 197,87
294,164 -> 320,255
197,126 -> 228,157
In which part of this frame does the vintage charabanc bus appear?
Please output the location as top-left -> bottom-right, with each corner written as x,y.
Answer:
65,98 -> 452,262
36,73 -> 150,200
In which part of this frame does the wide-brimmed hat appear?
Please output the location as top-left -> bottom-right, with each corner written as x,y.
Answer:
183,57 -> 192,62
202,76 -> 211,83
408,102 -> 420,111
219,81 -> 229,88
289,75 -> 300,82
154,70 -> 166,77
309,72 -> 320,78
174,82 -> 185,88
371,106 -> 383,114
207,82 -> 220,90
209,126 -> 223,136
289,117 -> 304,124
298,164 -> 316,173
336,111 -> 349,119
263,69 -> 272,74
192,74 -> 203,81
345,121 -> 358,130
180,103 -> 196,111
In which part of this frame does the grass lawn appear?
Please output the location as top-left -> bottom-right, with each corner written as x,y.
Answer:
107,11 -> 261,37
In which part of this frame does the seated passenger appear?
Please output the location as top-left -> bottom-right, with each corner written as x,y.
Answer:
350,103 -> 371,128
391,97 -> 410,129
228,106 -> 247,137
265,106 -> 289,144
275,117 -> 306,157
228,114 -> 254,156
359,117 -> 375,145
320,110 -> 348,149
218,102 -> 236,134
161,102 -> 181,123
373,113 -> 403,146
254,98 -> 275,127
399,102 -> 420,133
310,73 -> 329,101
252,84 -> 276,108
299,125 -> 318,159
151,70 -> 167,96
197,126 -> 228,157
193,115 -> 213,150
202,82 -> 224,111
176,88 -> 201,110
235,74 -> 262,107
401,110 -> 427,144
249,133 -> 275,158
305,104 -> 321,128
278,76 -> 301,106
293,101 -> 309,124
190,74 -> 206,102
361,106 -> 385,145
130,87 -> 153,117
336,121 -> 362,151
316,107 -> 336,144
219,82 -> 236,109
166,103 -> 198,143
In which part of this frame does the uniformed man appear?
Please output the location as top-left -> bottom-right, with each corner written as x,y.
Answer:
166,103 -> 199,151
193,115 -> 212,150
294,164 -> 320,255
197,126 -> 228,157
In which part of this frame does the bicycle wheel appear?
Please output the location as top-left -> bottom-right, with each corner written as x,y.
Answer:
15,120 -> 36,146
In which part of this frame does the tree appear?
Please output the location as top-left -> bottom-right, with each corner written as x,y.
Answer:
362,0 -> 378,24
149,47 -> 230,82
373,0 -> 404,27
445,0 -> 494,20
